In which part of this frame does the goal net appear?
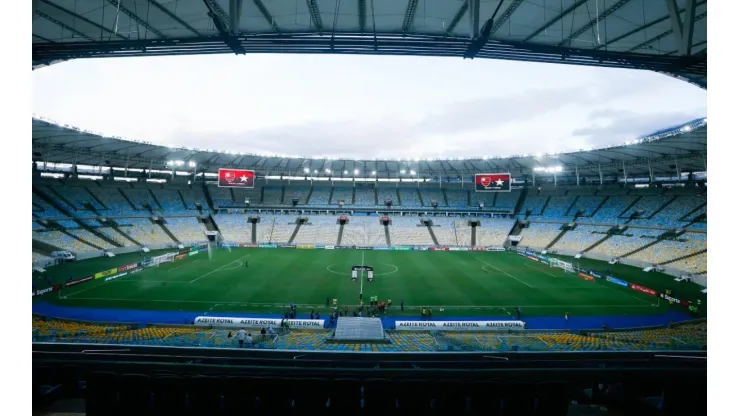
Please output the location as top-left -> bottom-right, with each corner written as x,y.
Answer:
145,252 -> 176,268
549,258 -> 575,274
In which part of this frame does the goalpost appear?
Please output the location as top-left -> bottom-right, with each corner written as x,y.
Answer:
205,231 -> 229,259
549,258 -> 575,274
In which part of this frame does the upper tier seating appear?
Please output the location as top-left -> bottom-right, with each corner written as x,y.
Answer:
519,223 -> 563,248
631,195 -> 706,228
33,230 -> 98,253
32,193 -> 65,218
388,217 -> 431,246
626,232 -> 707,266
398,188 -> 421,207
588,196 -> 638,224
420,188 -> 445,207
568,195 -> 605,217
208,185 -> 233,207
541,196 -> 577,219
623,195 -> 674,219
262,187 -> 283,205
120,188 -> 160,210
476,219 -> 515,247
353,188 -> 375,207
492,189 -> 521,211
87,187 -> 140,216
179,188 -> 209,210
331,187 -> 353,205
444,189 -> 468,208
589,227 -> 666,258
284,187 -> 311,205
519,195 -> 548,216
308,187 -> 331,205
165,217 -> 207,244
154,189 -> 189,214
96,227 -> 132,246
67,229 -> 116,249
376,188 -> 399,206
232,187 -> 262,205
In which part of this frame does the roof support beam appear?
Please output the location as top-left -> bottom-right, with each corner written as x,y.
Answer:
34,10 -> 96,41
358,0 -> 366,32
202,0 -> 246,54
557,0 -> 631,47
629,10 -> 706,53
147,0 -> 202,36
468,0 -> 480,39
445,1 -> 468,36
523,0 -> 587,42
105,0 -> 167,38
40,0 -> 128,40
306,0 -> 324,32
490,0 -> 524,36
402,0 -> 419,33
229,0 -> 243,35
665,0 -> 698,55
253,0 -> 280,32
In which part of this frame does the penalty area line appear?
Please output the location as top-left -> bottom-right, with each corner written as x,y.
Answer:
189,254 -> 250,283
476,257 -> 535,288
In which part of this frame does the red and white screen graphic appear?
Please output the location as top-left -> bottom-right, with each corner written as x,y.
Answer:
475,173 -> 511,192
218,168 -> 255,188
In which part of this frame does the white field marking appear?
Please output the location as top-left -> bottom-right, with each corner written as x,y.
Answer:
601,283 -> 655,305
167,259 -> 199,272
360,251 -> 365,295
221,261 -> 244,271
476,257 -> 535,288
500,307 -> 513,317
189,254 -> 250,283
63,282 -> 106,299
60,297 -> 656,309
523,262 -> 558,277
109,279 -> 189,284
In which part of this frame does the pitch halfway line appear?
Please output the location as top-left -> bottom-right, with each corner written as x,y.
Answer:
60,297 -> 656,309
189,254 -> 250,283
476,257 -> 535,288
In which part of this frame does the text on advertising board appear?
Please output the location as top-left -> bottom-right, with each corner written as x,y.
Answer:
395,320 -> 525,330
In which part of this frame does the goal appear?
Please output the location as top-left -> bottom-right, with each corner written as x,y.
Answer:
549,258 -> 575,274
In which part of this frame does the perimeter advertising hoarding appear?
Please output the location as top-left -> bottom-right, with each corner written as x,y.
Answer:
475,173 -> 511,192
218,168 -> 255,188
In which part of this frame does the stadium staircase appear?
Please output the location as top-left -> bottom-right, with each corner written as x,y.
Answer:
157,220 -> 181,244
620,229 -> 680,259
58,226 -> 104,251
416,188 -> 424,206
396,188 -> 403,206
176,190 -> 189,209
337,222 -> 344,246
146,189 -> 164,210
287,220 -> 302,244
305,187 -> 314,204
537,196 -> 552,217
565,196 -> 580,220
87,186 -> 109,209
582,229 -> 618,253
681,203 -> 707,223
78,220 -> 123,248
617,196 -> 643,220
117,188 -> 138,211
280,187 -> 286,205
471,222 -> 477,246
660,248 -> 707,266
251,221 -> 257,244
545,224 -> 570,249
112,225 -> 142,246
204,215 -> 219,232
384,223 -> 391,246
442,189 -> 449,206
203,185 -> 216,212
373,188 -> 378,205
327,187 -> 335,205
44,186 -> 78,211
513,188 -> 528,215
33,239 -> 64,255
646,196 -> 678,219
426,223 -> 440,246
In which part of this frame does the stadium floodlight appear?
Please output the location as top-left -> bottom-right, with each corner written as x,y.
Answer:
371,170 -> 376,175
304,167 -> 310,173
354,169 -> 359,175
344,170 -> 348,174
410,170 -> 416,175
325,168 -> 331,174
314,169 -> 318,174
188,161 -> 196,168
400,169 -> 406,174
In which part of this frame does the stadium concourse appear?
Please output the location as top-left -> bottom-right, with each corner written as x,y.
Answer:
32,117 -> 707,354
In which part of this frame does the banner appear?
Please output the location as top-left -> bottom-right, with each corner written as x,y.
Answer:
475,173 -> 512,192
324,245 -> 335,250
239,243 -> 258,248
278,244 -> 296,249
94,268 -> 118,279
65,275 -> 93,287
448,247 -> 467,251
129,268 -> 143,275
188,250 -> 199,256
32,284 -> 62,297
217,168 -> 255,188
259,244 -> 277,248
630,283 -> 657,296
430,247 -> 449,251
104,272 -> 128,282
395,320 -> 526,330
527,256 -> 540,262
296,245 -> 315,249
486,247 -> 506,252
118,262 -> 139,273
175,254 -> 187,260
315,245 -> 325,249
373,247 -> 391,251
392,246 -> 412,251
508,235 -> 523,242
578,272 -> 595,282
468,247 -> 486,252
193,316 -> 325,329
178,249 -> 190,255
589,270 -> 605,279
606,276 -> 629,287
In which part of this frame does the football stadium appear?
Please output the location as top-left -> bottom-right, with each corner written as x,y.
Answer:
31,0 -> 708,414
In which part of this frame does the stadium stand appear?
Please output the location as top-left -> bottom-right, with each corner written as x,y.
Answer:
55,183 -> 105,211
153,188 -> 188,214
32,252 -> 51,264
376,187 -> 399,206
308,186 -> 331,205
284,186 -> 311,205
626,231 -> 706,266
56,219 -> 80,229
164,217 -> 207,245
519,223 -> 563,248
96,227 -> 132,246
551,225 -> 612,253
588,228 -> 665,258
519,195 -> 549,216
420,188 -> 445,207
331,186 -> 353,205
665,251 -> 707,274
117,218 -> 175,246
33,231 -> 98,253
623,195 -> 674,219
589,195 -> 638,224
232,187 -> 262,206
87,186 -> 140,216
568,195 -> 605,217
343,216 -> 387,246
213,214 -> 251,243
269,216 -> 297,243
631,195 -> 706,227
353,187 -> 375,206
121,187 -> 160,210
541,195 -> 577,219
388,217 -> 432,246
32,193 -> 65,218
432,217 -> 459,246
254,215 -> 276,243
179,188 -> 209,210
262,186 -> 283,205
294,216 -> 339,245
444,189 -> 468,208
398,188 -> 421,207
207,185 -> 233,207
476,219 -> 515,247
67,229 -> 116,249
32,221 -> 45,230
493,189 -> 522,211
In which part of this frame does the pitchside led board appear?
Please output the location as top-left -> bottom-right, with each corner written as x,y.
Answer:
218,168 -> 255,188
475,173 -> 512,192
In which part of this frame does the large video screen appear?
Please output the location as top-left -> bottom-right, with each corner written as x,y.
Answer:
475,173 -> 511,192
218,168 -> 255,188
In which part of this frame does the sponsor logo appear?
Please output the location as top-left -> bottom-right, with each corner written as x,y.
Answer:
94,268 -> 118,279
588,270 -> 605,279
527,256 -> 539,262
430,247 -> 449,252
179,249 -> 190,256
118,263 -> 139,273
630,283 -> 657,296
193,316 -> 324,328
104,272 -> 128,282
129,268 -> 143,275
395,320 -> 526,330
660,293 -> 684,305
140,259 -> 153,267
65,275 -> 94,287
296,245 -> 315,249
32,286 -> 58,297
175,254 -> 187,260
324,245 -> 335,250
578,272 -> 595,282
239,244 -> 258,248
606,276 -> 629,287
278,244 -> 296,249
373,247 -> 391,251
258,244 -> 277,248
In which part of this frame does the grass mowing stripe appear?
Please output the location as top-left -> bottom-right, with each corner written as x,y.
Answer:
189,254 -> 250,283
475,256 -> 535,288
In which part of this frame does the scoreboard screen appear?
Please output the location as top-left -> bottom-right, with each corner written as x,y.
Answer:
475,173 -> 511,192
218,168 -> 255,188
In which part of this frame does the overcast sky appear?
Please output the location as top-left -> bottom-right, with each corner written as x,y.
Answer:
32,54 -> 706,160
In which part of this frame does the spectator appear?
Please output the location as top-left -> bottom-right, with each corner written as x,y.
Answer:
247,333 -> 253,347
237,328 -> 246,348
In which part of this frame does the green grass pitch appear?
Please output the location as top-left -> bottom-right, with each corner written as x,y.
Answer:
33,248 -> 702,318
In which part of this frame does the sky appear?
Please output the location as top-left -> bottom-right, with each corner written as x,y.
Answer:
32,54 -> 707,160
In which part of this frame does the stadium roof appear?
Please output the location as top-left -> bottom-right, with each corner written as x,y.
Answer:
32,0 -> 707,88
32,117 -> 707,180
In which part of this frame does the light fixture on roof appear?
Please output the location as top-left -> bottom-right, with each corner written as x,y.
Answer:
410,170 -> 416,175
400,169 -> 406,174
371,170 -> 376,175
304,167 -> 310,173
354,169 -> 359,175
188,161 -> 196,168
344,170 -> 348,174
314,169 -> 318,174
325,168 -> 331,174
